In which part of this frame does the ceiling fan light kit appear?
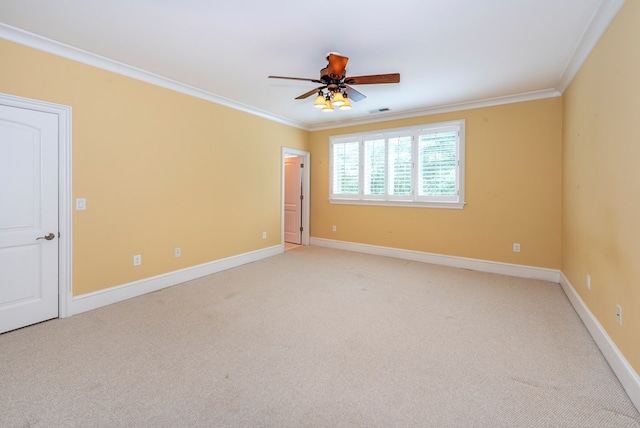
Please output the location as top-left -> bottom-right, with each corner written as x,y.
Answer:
269,53 -> 400,112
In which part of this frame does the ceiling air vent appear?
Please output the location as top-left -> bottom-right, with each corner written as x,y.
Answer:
368,108 -> 391,114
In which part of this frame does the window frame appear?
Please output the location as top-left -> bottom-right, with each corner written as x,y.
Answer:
329,119 -> 466,209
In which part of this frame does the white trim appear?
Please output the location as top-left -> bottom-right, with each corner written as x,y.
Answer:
310,237 -> 560,282
309,89 -> 561,131
557,0 -> 627,92
329,199 -> 466,210
559,272 -> 640,412
0,23 -> 306,131
71,245 -> 282,315
282,148 -> 311,247
0,93 -> 73,319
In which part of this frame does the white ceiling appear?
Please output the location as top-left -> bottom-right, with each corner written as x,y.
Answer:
0,0 -> 624,130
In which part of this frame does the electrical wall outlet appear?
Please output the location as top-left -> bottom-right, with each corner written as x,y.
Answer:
262,231 -> 267,239
332,225 -> 337,232
174,247 -> 181,258
587,274 -> 591,290
513,243 -> 521,253
76,198 -> 87,210
616,305 -> 622,326
133,254 -> 142,266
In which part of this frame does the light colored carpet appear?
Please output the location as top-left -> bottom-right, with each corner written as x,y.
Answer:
284,242 -> 300,251
1,246 -> 639,427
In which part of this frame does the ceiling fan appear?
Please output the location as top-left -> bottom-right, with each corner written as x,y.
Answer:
268,52 -> 400,111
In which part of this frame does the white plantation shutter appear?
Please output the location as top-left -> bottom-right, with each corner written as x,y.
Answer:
329,120 -> 464,208
331,140 -> 360,196
364,138 -> 385,197
388,135 -> 413,198
418,127 -> 459,201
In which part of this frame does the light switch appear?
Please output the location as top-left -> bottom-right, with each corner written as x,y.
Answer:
76,198 -> 87,210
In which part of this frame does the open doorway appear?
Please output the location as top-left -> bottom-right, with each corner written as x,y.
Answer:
282,148 -> 310,250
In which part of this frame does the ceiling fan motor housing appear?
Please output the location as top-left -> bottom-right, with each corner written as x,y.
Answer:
320,66 -> 345,83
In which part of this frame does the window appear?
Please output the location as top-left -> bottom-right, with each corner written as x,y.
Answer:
330,120 -> 465,209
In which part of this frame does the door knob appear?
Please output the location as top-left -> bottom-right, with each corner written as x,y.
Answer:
36,233 -> 55,241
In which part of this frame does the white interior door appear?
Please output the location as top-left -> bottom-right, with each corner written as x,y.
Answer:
284,156 -> 302,244
0,104 -> 59,334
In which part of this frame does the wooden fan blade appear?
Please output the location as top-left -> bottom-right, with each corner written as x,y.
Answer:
327,53 -> 349,78
344,85 -> 366,102
269,75 -> 324,84
345,73 -> 400,85
295,86 -> 324,100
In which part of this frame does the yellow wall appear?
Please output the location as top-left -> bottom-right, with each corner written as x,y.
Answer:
310,98 -> 563,269
562,0 -> 640,373
0,39 -> 309,296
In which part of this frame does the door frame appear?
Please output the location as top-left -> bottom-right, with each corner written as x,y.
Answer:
281,147 -> 310,246
1,93 -> 72,318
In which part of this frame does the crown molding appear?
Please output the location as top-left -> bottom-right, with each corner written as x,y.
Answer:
557,0 -> 627,92
0,23 -> 308,130
307,89 -> 562,131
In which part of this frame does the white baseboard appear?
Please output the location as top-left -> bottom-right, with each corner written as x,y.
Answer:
559,273 -> 640,412
310,237 -> 560,282
71,245 -> 283,315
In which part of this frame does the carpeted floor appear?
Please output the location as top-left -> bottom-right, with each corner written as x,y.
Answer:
1,246 -> 639,427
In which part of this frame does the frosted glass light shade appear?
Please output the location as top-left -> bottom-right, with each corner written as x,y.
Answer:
332,92 -> 345,107
314,94 -> 326,108
338,96 -> 351,110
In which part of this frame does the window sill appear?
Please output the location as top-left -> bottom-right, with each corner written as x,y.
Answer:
329,199 -> 466,209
